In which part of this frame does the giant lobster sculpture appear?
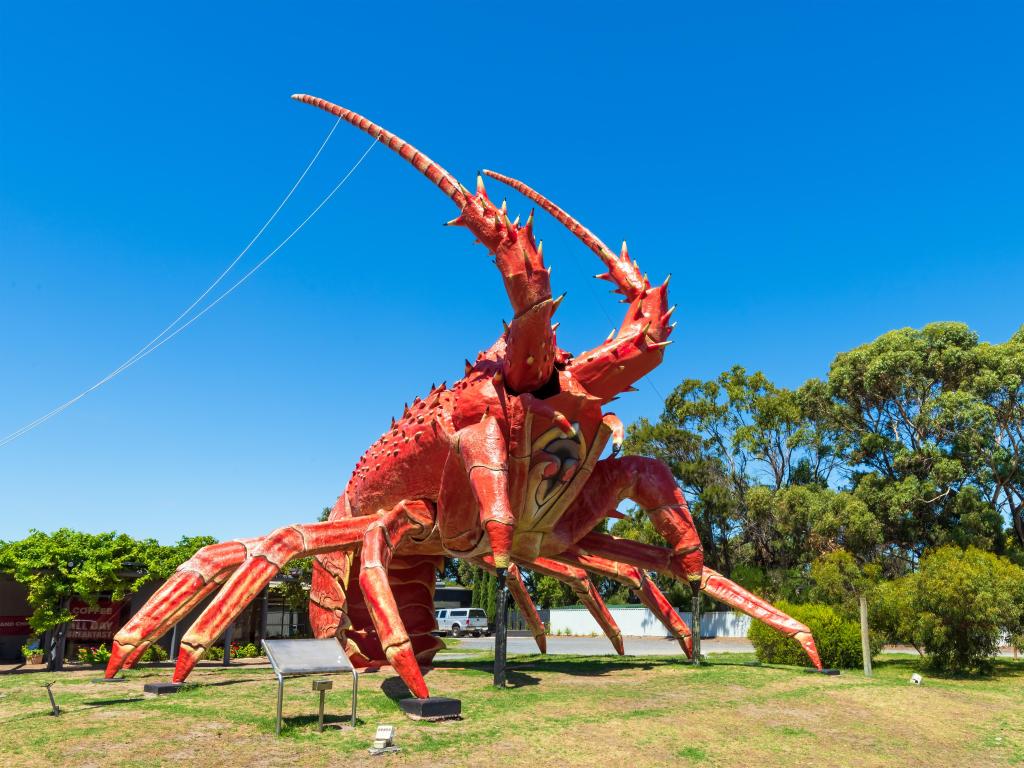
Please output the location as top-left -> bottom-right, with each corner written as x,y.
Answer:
105,95 -> 822,696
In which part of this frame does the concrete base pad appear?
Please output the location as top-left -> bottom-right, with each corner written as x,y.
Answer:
143,681 -> 183,694
398,697 -> 461,721
805,668 -> 841,676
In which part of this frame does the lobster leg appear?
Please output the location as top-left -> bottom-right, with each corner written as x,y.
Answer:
475,556 -> 547,653
106,540 -> 256,676
521,556 -> 624,655
577,532 -> 823,670
553,457 -> 704,586
454,416 -> 515,569
357,501 -> 436,697
162,515 -> 400,683
556,548 -> 693,658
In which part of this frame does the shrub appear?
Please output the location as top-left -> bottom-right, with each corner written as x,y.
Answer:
202,645 -> 225,661
76,644 -> 112,665
141,644 -> 169,662
872,546 -> 1024,673
234,643 -> 263,659
749,601 -> 880,668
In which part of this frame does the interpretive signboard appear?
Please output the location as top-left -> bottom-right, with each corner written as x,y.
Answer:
262,638 -> 358,736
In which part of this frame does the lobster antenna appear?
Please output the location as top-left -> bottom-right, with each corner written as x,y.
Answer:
480,171 -> 612,266
293,94 -> 468,209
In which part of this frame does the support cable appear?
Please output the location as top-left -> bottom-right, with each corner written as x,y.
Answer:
0,127 -> 381,448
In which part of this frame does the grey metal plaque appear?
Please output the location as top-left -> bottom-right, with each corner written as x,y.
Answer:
263,638 -> 354,676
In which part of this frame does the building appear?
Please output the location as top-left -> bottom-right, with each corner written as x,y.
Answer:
0,572 -> 309,664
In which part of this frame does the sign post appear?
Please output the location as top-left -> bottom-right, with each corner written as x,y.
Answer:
262,638 -> 358,736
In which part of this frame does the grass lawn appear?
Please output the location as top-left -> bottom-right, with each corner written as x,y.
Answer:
1,644 -> 1021,768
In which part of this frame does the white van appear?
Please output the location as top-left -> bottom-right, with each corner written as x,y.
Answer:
435,608 -> 489,637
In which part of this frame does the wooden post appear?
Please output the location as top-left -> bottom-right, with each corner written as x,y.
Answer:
859,593 -> 872,678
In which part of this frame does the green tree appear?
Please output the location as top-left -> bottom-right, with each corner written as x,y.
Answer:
810,548 -> 881,618
0,529 -> 214,635
625,366 -> 852,589
871,546 -> 1024,673
828,323 -> 1016,563
622,368 -> 839,577
529,574 -> 576,609
958,326 -> 1024,551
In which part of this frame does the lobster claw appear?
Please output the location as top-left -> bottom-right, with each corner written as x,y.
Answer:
603,413 -> 624,456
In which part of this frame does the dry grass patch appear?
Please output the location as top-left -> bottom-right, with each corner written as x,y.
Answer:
0,653 -> 1020,767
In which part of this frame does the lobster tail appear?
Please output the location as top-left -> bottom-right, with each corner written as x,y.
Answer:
292,94 -> 467,208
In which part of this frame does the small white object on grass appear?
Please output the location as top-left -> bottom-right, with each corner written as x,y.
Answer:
369,724 -> 399,755
910,673 -> 923,685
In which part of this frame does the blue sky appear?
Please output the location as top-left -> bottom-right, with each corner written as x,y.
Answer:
2,3 -> 1021,543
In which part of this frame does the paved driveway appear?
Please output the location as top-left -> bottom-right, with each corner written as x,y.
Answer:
449,635 -> 754,656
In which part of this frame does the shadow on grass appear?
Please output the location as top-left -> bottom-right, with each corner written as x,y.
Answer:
84,697 -> 146,707
429,654 -> 674,682
281,713 -> 363,731
192,676 -> 265,688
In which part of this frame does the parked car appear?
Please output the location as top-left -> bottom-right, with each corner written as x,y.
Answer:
435,608 -> 490,637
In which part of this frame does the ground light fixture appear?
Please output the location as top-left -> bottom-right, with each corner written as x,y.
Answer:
369,724 -> 398,755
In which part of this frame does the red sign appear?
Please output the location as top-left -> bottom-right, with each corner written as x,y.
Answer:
0,616 -> 30,636
66,599 -> 125,642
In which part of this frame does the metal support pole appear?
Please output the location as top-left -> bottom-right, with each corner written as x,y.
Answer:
169,623 -> 179,662
318,688 -> 326,732
859,594 -> 872,678
493,570 -> 508,688
258,586 -> 269,646
275,676 -> 284,736
222,622 -> 234,666
691,594 -> 702,665
350,670 -> 359,727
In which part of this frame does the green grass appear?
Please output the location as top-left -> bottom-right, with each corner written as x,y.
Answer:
1,652 -> 1021,767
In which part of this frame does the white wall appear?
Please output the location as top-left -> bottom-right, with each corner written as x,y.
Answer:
548,605 -> 751,638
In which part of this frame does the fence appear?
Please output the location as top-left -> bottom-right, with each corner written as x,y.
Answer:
547,605 -> 751,638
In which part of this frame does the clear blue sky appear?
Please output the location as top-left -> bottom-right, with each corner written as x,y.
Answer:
2,3 -> 1021,543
